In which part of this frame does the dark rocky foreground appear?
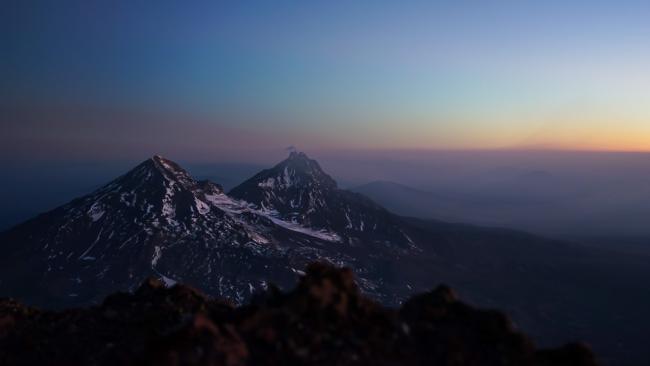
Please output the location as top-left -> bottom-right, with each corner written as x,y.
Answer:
0,264 -> 597,366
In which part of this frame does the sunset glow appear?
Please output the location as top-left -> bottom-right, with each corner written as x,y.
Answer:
2,1 -> 650,159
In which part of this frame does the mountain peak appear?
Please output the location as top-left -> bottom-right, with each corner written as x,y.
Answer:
149,154 -> 182,173
149,154 -> 175,168
274,151 -> 337,188
229,152 -> 413,247
230,152 -> 337,204
141,155 -> 195,189
287,150 -> 309,160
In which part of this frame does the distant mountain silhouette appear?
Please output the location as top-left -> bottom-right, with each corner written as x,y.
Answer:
352,180 -> 453,218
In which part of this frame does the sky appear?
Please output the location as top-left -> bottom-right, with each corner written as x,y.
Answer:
2,0 -> 650,162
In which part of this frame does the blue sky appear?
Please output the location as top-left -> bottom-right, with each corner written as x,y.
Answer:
2,0 -> 650,161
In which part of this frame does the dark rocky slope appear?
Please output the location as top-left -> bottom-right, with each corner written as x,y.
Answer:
0,155 -> 404,307
1,152 -> 646,363
0,263 -> 597,366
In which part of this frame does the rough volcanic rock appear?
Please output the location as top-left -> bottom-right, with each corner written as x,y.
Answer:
0,264 -> 597,366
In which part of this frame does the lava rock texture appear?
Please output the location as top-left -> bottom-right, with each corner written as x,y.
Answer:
0,263 -> 596,366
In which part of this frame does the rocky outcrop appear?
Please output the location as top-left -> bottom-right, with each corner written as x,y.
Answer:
0,263 -> 597,366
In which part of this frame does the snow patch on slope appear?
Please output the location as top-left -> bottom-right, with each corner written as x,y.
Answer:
195,198 -> 210,215
204,193 -> 340,242
257,167 -> 296,190
87,202 -> 105,222
160,275 -> 177,287
152,246 -> 162,266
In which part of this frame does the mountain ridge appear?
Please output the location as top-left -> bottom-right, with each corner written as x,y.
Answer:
2,152 -> 650,363
0,153 -> 415,308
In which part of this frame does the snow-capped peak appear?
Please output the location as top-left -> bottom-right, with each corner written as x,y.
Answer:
149,155 -> 195,189
0,153 -> 416,310
230,151 -> 336,199
229,152 -> 415,248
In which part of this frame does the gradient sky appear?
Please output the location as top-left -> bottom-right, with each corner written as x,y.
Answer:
2,0 -> 650,161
